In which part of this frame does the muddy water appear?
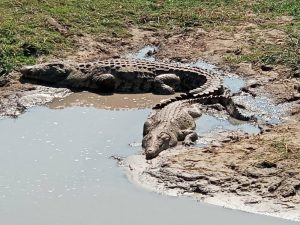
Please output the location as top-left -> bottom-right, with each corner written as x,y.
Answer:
127,45 -> 158,61
191,60 -> 288,123
191,60 -> 218,71
197,114 -> 259,135
48,92 -> 175,110
0,94 -> 297,225
223,76 -> 246,93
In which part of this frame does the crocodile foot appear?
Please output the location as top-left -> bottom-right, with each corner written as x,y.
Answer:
153,83 -> 175,95
182,130 -> 198,146
153,73 -> 181,95
183,140 -> 195,146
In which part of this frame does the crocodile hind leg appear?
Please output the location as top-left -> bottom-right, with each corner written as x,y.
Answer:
153,74 -> 180,95
91,73 -> 116,92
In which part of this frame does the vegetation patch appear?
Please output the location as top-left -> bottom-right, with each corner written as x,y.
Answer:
271,139 -> 300,160
0,0 -> 299,75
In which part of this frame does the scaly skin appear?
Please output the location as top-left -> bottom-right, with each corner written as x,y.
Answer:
143,94 -> 253,159
20,59 -> 223,96
143,100 -> 201,159
21,59 -> 251,160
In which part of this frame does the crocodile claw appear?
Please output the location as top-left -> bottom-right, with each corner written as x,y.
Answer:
183,140 -> 195,146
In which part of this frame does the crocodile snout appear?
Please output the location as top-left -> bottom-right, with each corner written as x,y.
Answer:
145,148 -> 160,160
20,66 -> 34,76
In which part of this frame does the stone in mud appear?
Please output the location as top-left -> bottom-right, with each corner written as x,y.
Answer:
268,178 -> 300,198
246,79 -> 261,88
236,63 -> 256,76
268,180 -> 283,192
145,48 -> 157,57
260,64 -> 273,71
294,84 -> 300,92
256,160 -> 277,169
21,43 -> 48,57
292,70 -> 300,78
0,77 -> 9,87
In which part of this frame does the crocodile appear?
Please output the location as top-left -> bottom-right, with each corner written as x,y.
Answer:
142,93 -> 252,159
21,59 -> 250,159
20,59 -> 223,97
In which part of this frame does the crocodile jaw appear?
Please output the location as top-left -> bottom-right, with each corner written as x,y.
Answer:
20,65 -> 34,76
143,137 -> 166,160
143,132 -> 175,160
20,63 -> 71,82
145,146 -> 164,160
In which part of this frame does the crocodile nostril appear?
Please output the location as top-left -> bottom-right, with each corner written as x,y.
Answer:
145,148 -> 158,160
20,66 -> 34,75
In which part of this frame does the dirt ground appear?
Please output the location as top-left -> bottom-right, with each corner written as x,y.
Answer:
0,19 -> 299,220
124,111 -> 300,221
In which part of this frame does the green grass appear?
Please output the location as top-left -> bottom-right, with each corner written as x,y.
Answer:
224,0 -> 300,69
253,0 -> 300,20
224,32 -> 300,69
271,139 -> 300,160
0,0 -> 299,75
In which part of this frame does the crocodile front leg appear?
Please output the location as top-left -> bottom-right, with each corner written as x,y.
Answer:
179,129 -> 198,146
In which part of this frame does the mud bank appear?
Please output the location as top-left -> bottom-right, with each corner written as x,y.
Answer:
124,113 -> 300,221
121,59 -> 300,221
0,74 -> 70,118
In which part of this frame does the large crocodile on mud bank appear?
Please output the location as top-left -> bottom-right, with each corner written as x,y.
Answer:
143,93 -> 253,159
21,59 -> 223,97
21,59 -> 251,159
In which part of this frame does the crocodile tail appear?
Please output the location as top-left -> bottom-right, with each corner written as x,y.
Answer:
153,72 -> 224,110
190,94 -> 253,121
219,95 -> 252,121
189,72 -> 224,97
153,93 -> 192,109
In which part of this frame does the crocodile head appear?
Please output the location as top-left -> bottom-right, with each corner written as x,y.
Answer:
20,63 -> 72,83
142,131 -> 177,160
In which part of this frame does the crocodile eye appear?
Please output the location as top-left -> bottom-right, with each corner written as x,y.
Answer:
51,63 -> 64,69
142,139 -> 146,148
160,133 -> 170,141
142,135 -> 152,147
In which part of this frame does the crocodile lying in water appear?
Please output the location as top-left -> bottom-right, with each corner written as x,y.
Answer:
21,59 -> 223,97
21,59 -> 251,159
142,93 -> 252,159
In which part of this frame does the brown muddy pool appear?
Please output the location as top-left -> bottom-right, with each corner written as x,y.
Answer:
48,92 -> 176,110
0,93 -> 297,225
